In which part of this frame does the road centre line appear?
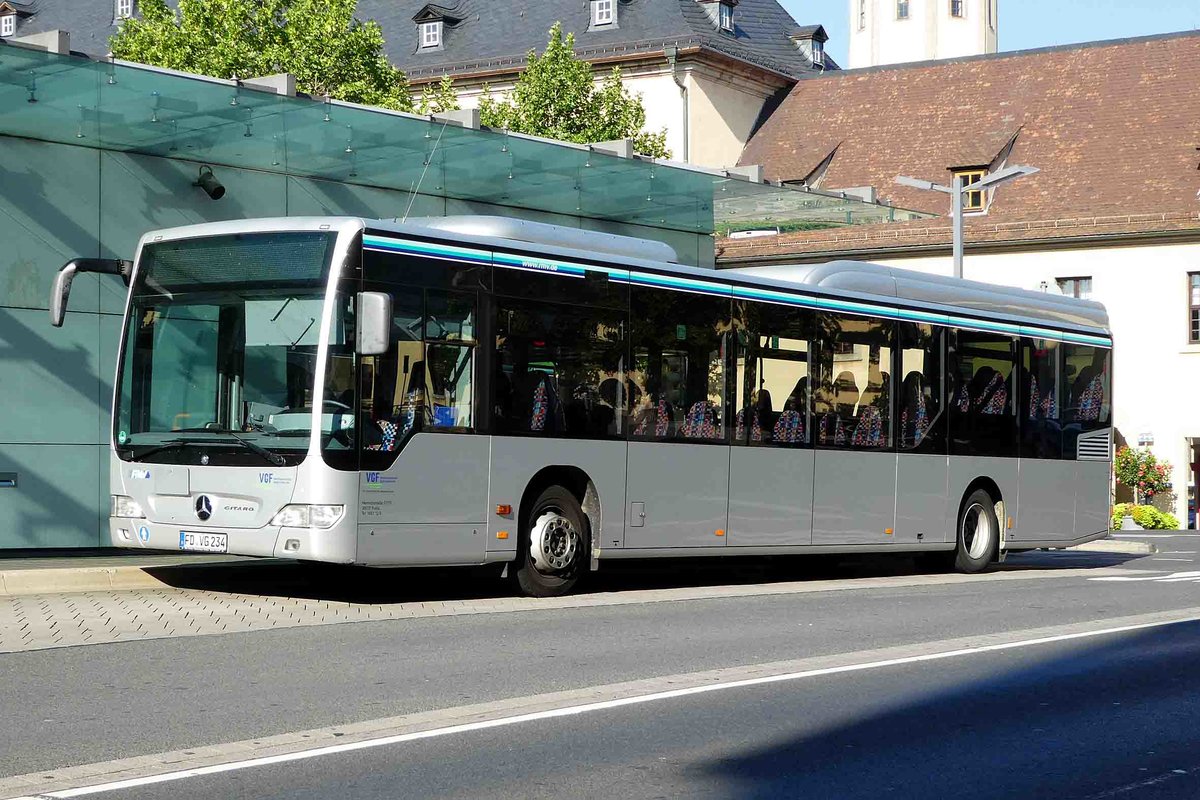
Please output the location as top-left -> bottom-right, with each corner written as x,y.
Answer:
8,607 -> 1200,800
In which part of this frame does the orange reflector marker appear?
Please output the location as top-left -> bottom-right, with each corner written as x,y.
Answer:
496,530 -> 509,540
885,528 -> 894,535
715,529 -> 725,537
496,504 -> 512,516
1008,517 -> 1014,529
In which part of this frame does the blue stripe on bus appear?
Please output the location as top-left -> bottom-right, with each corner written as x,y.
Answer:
363,233 -> 1113,348
362,235 -> 492,265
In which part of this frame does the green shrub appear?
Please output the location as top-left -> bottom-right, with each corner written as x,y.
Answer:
1112,503 -> 1179,530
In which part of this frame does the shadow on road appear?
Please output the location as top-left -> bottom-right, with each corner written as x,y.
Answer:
694,621 -> 1200,799
140,546 -> 1150,605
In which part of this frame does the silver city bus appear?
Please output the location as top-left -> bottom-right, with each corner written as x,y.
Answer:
50,216 -> 1114,596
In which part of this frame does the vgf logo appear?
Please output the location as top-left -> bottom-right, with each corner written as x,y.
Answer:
259,473 -> 273,485
366,472 -> 381,485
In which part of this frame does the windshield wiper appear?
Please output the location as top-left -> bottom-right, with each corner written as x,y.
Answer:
129,431 -> 286,466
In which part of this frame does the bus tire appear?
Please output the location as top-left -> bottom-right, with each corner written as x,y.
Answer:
954,488 -> 999,573
514,484 -> 588,598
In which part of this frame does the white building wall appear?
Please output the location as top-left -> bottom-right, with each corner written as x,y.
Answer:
849,0 -> 998,68
742,242 -> 1200,525
416,59 -> 780,168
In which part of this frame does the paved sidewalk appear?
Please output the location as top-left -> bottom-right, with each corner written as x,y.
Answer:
0,552 -> 273,597
0,565 -> 1142,656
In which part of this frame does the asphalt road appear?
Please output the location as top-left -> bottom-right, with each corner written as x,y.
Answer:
108,620 -> 1200,800
2,534 -> 1198,799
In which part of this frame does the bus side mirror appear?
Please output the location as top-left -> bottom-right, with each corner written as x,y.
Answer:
49,258 -> 132,327
356,292 -> 392,355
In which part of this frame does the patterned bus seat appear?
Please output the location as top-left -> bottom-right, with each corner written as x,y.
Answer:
735,407 -> 766,442
681,401 -> 717,439
530,378 -> 549,431
773,409 -> 803,443
980,373 -> 1009,415
1077,376 -> 1103,421
852,405 -> 883,447
818,413 -> 845,446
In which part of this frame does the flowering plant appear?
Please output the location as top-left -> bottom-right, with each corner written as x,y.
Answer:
1114,446 -> 1172,505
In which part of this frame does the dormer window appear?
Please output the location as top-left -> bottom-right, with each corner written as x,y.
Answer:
591,0 -> 614,27
954,168 -> 987,211
0,13 -> 13,37
718,2 -> 734,32
420,21 -> 442,49
115,0 -> 135,20
812,39 -> 824,66
950,0 -> 964,17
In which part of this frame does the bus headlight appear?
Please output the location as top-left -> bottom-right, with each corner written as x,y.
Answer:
111,495 -> 145,519
269,504 -> 344,529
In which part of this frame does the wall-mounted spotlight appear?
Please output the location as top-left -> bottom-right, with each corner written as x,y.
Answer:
193,165 -> 225,200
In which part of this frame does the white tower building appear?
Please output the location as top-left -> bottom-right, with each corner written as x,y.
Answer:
848,0 -> 998,68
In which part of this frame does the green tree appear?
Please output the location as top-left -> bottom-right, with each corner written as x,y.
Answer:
414,75 -> 460,115
110,0 -> 414,111
1114,446 -> 1173,505
479,23 -> 670,158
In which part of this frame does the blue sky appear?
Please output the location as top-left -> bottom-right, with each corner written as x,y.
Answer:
781,0 -> 1200,66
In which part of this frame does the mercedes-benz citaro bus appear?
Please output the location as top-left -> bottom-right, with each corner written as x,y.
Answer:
49,216 -> 1113,597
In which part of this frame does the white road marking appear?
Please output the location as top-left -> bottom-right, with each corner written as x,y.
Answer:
1147,558 -> 1196,562
1083,765 -> 1197,798
10,613 -> 1200,800
1114,534 -> 1190,538
1091,571 -> 1200,583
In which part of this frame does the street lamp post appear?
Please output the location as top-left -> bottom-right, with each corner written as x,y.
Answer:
894,165 -> 1039,279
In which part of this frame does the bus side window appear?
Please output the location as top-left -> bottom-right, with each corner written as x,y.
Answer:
815,313 -> 892,449
898,322 -> 943,453
360,291 -> 425,458
1062,343 -> 1111,459
629,286 -> 730,442
1020,337 -> 1061,460
734,299 -> 813,447
950,330 -> 1017,457
493,299 -> 626,439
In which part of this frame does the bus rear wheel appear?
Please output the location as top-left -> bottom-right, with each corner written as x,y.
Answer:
514,485 -> 588,598
954,488 -> 999,573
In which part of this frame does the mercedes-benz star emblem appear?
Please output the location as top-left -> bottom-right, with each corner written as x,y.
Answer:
194,495 -> 213,521
200,454 -> 210,466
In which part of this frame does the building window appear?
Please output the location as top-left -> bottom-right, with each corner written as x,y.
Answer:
1190,273 -> 1200,343
420,21 -> 442,48
897,0 -> 910,19
950,0 -> 964,17
858,0 -> 867,30
115,0 -> 135,20
591,0 -> 614,26
0,14 -> 14,37
954,169 -> 986,211
987,0 -> 995,28
812,39 -> 824,65
719,2 -> 734,32
1056,277 -> 1093,300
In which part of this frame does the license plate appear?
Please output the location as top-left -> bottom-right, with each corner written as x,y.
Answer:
179,531 -> 227,553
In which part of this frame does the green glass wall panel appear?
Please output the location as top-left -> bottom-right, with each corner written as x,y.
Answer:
0,308 -> 104,445
98,152 -> 289,310
0,444 -> 102,548
97,313 -> 122,446
0,138 -> 102,312
285,176 -> 444,219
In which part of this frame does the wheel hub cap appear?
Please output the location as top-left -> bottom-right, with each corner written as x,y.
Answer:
530,511 -> 579,573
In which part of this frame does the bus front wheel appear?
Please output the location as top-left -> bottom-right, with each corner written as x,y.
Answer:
514,484 -> 588,597
954,488 -> 999,573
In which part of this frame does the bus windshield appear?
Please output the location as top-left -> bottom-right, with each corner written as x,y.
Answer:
113,231 -> 350,466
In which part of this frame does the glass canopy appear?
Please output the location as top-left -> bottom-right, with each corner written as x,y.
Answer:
0,41 -> 931,236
